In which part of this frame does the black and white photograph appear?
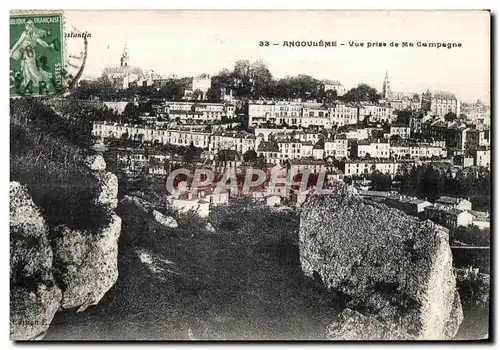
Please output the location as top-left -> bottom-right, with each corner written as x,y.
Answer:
8,9 -> 491,341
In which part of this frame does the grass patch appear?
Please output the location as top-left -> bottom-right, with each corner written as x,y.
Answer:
45,200 -> 343,340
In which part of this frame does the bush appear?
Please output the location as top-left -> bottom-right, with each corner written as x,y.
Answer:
11,98 -> 95,151
209,199 -> 300,245
454,269 -> 490,339
450,226 -> 490,246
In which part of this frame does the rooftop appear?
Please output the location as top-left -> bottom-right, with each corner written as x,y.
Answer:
288,158 -> 326,166
257,141 -> 279,153
278,139 -> 302,144
449,208 -> 466,216
358,190 -> 391,198
431,90 -> 458,100
324,80 -> 342,85
409,199 -> 431,205
169,110 -> 204,115
212,130 -> 255,139
346,159 -> 414,164
436,196 -> 468,205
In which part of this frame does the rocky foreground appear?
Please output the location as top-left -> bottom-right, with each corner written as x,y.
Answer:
10,155 -> 121,340
300,183 -> 463,340
11,164 -> 470,340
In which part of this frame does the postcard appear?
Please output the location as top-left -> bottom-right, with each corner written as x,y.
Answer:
9,9 -> 490,341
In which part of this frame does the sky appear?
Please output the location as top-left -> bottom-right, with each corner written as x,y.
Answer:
64,10 -> 490,103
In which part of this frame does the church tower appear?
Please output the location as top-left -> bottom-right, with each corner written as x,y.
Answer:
120,44 -> 129,67
382,70 -> 392,100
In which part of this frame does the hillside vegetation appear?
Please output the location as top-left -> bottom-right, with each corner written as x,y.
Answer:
10,98 -> 110,231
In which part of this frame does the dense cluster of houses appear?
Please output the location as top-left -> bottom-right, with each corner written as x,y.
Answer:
93,111 -> 490,179
357,190 -> 489,230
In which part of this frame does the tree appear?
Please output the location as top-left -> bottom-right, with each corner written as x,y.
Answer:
206,86 -> 221,102
274,75 -> 322,100
207,68 -> 234,102
233,60 -> 252,98
395,110 -> 412,125
249,60 -> 274,99
395,164 -> 411,194
390,134 -> 402,143
324,89 -> 338,103
243,149 -> 257,162
183,142 -> 198,164
192,89 -> 203,100
343,83 -> 380,103
381,121 -> 391,133
417,165 -> 443,202
445,112 -> 457,122
451,226 -> 490,246
123,103 -> 138,120
157,79 -> 185,100
136,101 -> 153,115
370,170 -> 392,191
233,60 -> 251,79
73,75 -> 116,101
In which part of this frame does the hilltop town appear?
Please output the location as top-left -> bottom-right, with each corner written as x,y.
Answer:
69,46 -> 491,235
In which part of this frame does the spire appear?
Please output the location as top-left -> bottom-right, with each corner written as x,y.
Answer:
382,69 -> 392,100
120,43 -> 129,67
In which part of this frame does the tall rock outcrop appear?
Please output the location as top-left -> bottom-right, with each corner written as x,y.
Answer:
299,183 -> 463,340
85,154 -> 107,171
10,154 -> 122,340
51,212 -> 121,311
10,182 -> 62,340
95,171 -> 119,209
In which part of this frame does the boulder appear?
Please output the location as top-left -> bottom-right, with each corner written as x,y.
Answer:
152,210 -> 178,228
136,249 -> 175,275
95,171 -> 118,209
10,182 -> 62,340
205,222 -> 216,233
300,183 -> 463,340
128,191 -> 147,200
121,195 -> 154,213
327,308 -> 409,340
85,154 -> 106,171
10,284 -> 62,340
10,182 -> 46,236
51,212 -> 122,311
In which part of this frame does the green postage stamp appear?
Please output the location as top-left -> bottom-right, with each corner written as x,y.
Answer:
9,12 -> 64,97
